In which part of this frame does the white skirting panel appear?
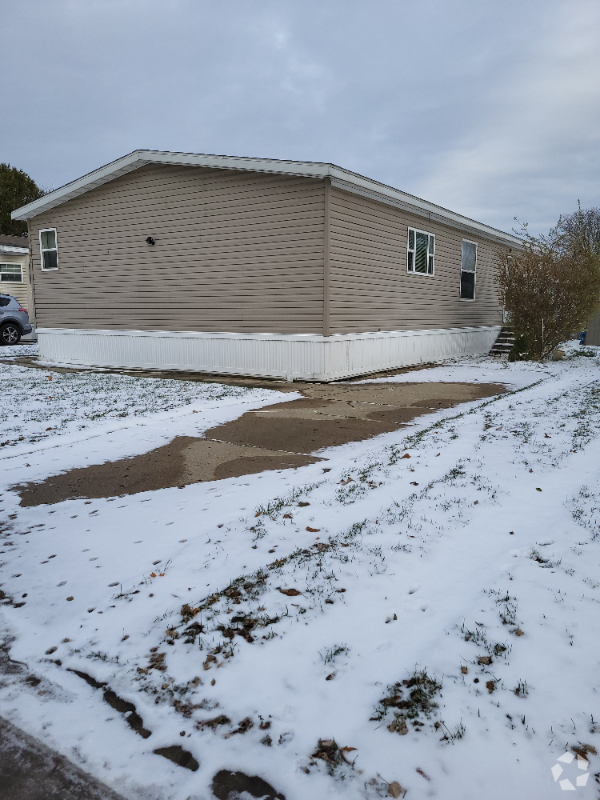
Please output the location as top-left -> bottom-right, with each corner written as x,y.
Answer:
36,326 -> 501,381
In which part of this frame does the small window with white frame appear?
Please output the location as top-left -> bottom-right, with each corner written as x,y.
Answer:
0,263 -> 23,283
407,228 -> 435,275
39,228 -> 58,270
460,240 -> 477,300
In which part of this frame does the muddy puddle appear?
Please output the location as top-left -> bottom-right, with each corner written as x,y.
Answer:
16,382 -> 505,506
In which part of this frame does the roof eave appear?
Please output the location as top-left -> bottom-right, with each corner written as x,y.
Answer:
11,150 -> 149,221
11,149 -> 521,247
0,245 -> 29,254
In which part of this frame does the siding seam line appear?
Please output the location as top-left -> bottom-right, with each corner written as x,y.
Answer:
323,177 -> 331,338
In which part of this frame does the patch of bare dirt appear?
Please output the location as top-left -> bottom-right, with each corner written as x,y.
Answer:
16,438 -> 322,506
208,416 -> 399,453
14,382 -> 506,506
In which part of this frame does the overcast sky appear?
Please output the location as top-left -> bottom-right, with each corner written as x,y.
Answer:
3,0 -> 599,233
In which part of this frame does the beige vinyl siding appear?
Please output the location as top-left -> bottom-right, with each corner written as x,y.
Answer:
27,160 -> 510,339
28,165 -> 325,334
328,187 -> 505,334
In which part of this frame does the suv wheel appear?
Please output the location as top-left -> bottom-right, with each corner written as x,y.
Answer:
0,323 -> 21,346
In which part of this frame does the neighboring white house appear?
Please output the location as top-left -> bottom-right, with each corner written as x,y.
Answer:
0,235 -> 35,341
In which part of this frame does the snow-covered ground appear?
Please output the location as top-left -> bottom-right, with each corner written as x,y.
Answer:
1,345 -> 600,799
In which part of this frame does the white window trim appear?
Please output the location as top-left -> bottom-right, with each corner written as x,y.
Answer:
460,239 -> 477,301
39,228 -> 59,271
407,227 -> 435,276
0,263 -> 23,283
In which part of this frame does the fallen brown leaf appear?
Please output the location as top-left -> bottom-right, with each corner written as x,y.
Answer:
388,782 -> 404,798
388,718 -> 408,735
401,453 -> 411,459
197,714 -> 230,730
573,744 -> 597,758
513,628 -> 525,636
461,666 -> 468,674
486,680 -> 496,694
306,526 -> 320,533
277,587 -> 302,596
477,656 -> 492,665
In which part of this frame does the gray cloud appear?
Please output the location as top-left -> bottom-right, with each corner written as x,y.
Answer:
2,0 -> 599,233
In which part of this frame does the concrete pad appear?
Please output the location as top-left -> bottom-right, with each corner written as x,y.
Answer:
14,381 -> 507,506
0,715 -> 125,800
209,382 -> 505,454
208,415 -> 400,454
17,437 -> 321,507
300,382 -> 505,405
182,439 -> 322,482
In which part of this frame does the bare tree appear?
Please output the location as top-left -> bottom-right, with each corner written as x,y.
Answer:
557,204 -> 600,256
496,215 -> 600,360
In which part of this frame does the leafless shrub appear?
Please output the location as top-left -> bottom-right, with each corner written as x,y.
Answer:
496,215 -> 600,360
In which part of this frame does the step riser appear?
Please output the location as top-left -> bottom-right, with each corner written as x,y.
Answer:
490,325 -> 515,355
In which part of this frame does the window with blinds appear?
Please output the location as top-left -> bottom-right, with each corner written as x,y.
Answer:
0,263 -> 22,282
407,228 -> 434,275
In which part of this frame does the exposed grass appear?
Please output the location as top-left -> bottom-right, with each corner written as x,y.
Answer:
372,669 -> 445,740
0,363 -> 251,449
319,644 -> 350,665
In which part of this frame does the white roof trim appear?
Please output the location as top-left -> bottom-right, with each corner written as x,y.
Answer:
0,244 -> 29,254
11,149 -> 522,246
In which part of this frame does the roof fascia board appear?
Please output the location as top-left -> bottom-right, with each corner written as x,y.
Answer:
11,150 -> 331,221
0,244 -> 29,254
11,151 -> 149,220
142,150 -> 330,179
11,149 -> 521,246
329,173 -> 521,247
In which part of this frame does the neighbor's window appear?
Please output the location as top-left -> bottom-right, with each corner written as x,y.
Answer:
0,263 -> 22,283
39,228 -> 58,270
460,240 -> 477,300
407,228 -> 434,275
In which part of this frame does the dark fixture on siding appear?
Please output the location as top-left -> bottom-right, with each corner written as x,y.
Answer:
146,236 -> 155,245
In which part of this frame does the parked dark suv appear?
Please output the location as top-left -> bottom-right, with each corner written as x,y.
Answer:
0,294 -> 33,345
